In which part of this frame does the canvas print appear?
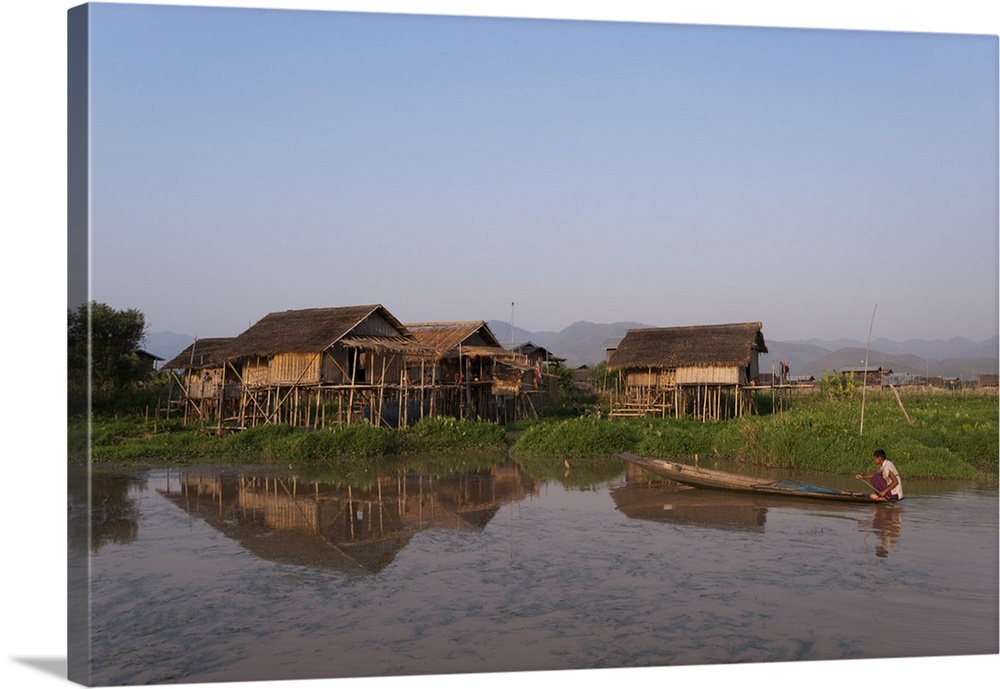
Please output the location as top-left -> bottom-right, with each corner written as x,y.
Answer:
65,2 -> 998,687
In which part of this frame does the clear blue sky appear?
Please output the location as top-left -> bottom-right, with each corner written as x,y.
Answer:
79,2 -> 998,344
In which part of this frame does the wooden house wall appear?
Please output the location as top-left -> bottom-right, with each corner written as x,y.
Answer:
241,357 -> 271,388
238,349 -> 408,388
333,348 -> 407,386
183,368 -> 239,400
268,352 -> 322,385
676,365 -> 741,385
322,349 -> 350,385
623,358 -> 760,388
353,312 -> 399,337
462,332 -> 492,347
623,368 -> 677,389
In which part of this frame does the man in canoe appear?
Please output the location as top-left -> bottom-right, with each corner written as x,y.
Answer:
856,449 -> 903,501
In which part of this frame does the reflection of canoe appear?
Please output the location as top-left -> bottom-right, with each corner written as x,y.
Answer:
619,453 -> 882,503
610,481 -> 768,532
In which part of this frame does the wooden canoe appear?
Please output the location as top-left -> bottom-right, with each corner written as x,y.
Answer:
619,453 -> 886,503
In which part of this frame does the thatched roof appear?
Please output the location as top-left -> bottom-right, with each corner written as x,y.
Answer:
229,304 -> 431,357
161,337 -> 236,370
404,321 -> 508,358
608,322 -> 767,370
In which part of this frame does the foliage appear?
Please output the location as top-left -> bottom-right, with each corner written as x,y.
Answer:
817,370 -> 857,399
78,391 -> 997,480
222,424 -> 304,460
634,418 -> 718,458
543,362 -> 575,395
68,301 -> 152,414
287,423 -> 400,460
510,417 -> 641,458
397,417 -> 507,452
588,360 -> 622,395
709,394 -> 997,478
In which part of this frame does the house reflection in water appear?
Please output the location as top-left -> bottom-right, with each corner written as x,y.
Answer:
610,462 -> 768,533
158,463 -> 539,574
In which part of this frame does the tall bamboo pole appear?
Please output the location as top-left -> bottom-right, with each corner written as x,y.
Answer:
860,303 -> 878,436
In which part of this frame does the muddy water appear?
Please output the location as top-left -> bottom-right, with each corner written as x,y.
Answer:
70,458 -> 998,686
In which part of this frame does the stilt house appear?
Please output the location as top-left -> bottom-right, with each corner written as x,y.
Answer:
607,322 -> 768,420
404,321 -> 531,421
224,304 -> 438,428
161,337 -> 239,423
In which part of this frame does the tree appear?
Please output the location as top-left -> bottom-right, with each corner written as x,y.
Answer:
68,301 -> 149,397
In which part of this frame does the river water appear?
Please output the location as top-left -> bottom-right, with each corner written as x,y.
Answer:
69,456 -> 998,686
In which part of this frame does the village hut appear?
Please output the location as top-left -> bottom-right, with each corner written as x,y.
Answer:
404,321 -> 532,421
135,348 -> 164,371
160,337 -> 239,423
607,322 -> 768,420
512,341 -> 566,368
223,304 -> 436,429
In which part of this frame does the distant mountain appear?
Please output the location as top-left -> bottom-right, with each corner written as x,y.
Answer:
769,336 -> 999,378
788,336 -> 999,361
145,323 -> 998,380
487,320 -> 646,365
492,322 -> 997,379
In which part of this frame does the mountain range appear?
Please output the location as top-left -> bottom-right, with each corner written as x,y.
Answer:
143,322 -> 999,381
486,321 -> 998,379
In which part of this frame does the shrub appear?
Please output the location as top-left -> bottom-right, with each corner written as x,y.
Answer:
399,417 -> 506,452
511,417 -> 641,458
287,423 -> 399,459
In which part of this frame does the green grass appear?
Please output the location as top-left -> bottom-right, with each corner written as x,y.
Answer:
72,391 -> 997,479
510,393 -> 996,479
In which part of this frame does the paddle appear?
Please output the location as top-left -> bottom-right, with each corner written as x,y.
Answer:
854,473 -> 887,501
855,474 -> 876,491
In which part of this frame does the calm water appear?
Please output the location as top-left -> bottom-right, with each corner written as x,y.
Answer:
69,456 -> 998,686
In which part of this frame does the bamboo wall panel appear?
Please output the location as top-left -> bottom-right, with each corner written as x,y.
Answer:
242,358 -> 270,388
269,352 -> 321,385
624,369 -> 676,388
676,366 -> 740,385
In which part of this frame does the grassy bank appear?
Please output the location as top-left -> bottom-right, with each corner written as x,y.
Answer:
511,392 -> 997,478
73,416 -> 507,471
72,391 -> 997,479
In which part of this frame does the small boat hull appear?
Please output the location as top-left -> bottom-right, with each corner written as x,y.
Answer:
619,453 -> 886,504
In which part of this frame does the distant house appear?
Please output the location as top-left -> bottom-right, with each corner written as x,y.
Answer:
602,337 -> 623,365
405,321 -> 509,381
404,321 -> 530,420
607,322 -> 768,420
511,341 -> 565,368
838,367 -> 892,387
135,348 -> 164,371
787,374 -> 816,387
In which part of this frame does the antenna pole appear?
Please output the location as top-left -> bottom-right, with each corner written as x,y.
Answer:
860,303 -> 877,435
509,301 -> 515,348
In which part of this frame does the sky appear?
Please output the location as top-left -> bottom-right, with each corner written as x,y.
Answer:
72,1 -> 997,345
2,4 -> 999,689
